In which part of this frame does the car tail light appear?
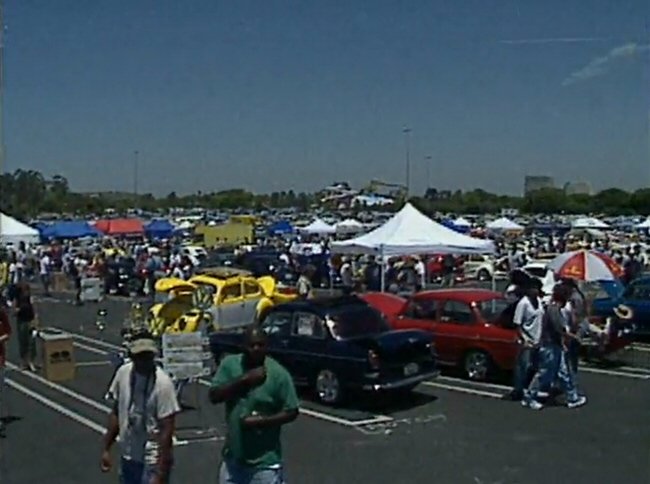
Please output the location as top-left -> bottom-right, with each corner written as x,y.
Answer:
427,342 -> 437,357
368,349 -> 381,370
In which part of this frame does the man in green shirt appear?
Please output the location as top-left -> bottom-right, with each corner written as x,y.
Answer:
210,326 -> 299,484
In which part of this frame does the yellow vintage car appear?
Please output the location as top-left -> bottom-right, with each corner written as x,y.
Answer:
148,269 -> 296,335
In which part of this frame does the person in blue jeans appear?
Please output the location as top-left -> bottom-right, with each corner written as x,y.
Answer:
522,285 -> 587,410
504,279 -> 544,401
101,333 -> 180,483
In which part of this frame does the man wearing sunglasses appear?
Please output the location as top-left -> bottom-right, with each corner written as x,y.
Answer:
101,333 -> 180,484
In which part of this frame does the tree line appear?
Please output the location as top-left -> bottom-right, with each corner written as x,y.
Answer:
0,169 -> 649,220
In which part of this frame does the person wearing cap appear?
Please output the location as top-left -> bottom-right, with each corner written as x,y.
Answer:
101,334 -> 180,484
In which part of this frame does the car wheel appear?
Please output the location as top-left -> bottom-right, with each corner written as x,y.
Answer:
315,369 -> 343,405
477,269 -> 491,281
463,350 -> 492,381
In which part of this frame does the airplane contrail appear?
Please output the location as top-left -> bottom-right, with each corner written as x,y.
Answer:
499,37 -> 608,45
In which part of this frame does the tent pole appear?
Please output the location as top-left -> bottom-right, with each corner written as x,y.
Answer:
380,247 -> 385,293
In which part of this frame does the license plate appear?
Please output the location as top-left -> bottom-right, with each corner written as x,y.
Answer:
404,362 -> 419,376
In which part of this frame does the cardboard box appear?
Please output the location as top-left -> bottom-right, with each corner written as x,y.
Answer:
40,332 -> 76,382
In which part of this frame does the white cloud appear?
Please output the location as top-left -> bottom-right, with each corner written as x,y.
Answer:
562,42 -> 650,86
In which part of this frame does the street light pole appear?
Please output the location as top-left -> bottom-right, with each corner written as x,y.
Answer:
133,150 -> 139,208
403,126 -> 411,199
425,155 -> 432,192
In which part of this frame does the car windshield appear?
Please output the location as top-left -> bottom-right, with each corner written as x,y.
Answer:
476,298 -> 510,322
326,304 -> 389,339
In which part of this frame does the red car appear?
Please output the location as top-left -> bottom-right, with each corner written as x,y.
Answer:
362,289 -> 518,381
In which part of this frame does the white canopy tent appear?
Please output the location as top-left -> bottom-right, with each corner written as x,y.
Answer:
486,217 -> 524,231
331,203 -> 494,256
572,217 -> 609,229
331,204 -> 494,290
0,212 -> 40,246
299,218 -> 336,235
635,218 -> 650,229
335,218 -> 365,234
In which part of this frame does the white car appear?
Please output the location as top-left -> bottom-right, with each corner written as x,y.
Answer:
521,261 -> 556,295
463,255 -> 508,281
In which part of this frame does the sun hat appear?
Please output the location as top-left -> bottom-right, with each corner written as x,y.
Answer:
613,304 -> 633,320
129,335 -> 158,355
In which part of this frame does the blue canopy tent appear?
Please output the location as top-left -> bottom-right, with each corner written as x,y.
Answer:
41,220 -> 100,239
268,220 -> 294,236
145,219 -> 175,239
440,219 -> 468,234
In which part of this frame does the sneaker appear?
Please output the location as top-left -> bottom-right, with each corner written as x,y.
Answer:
567,396 -> 587,409
28,363 -> 37,372
521,399 -> 543,410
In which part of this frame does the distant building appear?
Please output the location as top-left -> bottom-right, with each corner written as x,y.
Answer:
524,176 -> 555,195
424,188 -> 452,201
564,181 -> 592,196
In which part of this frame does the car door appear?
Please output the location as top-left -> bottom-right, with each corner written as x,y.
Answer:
216,279 -> 245,329
259,310 -> 293,369
289,311 -> 328,386
435,300 -> 480,365
242,279 -> 264,323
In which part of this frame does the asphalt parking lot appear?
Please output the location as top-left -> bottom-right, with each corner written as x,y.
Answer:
0,294 -> 649,484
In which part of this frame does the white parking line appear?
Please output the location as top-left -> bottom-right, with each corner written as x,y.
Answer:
579,366 -> 650,380
5,378 -> 105,434
437,376 -> 512,391
74,342 -> 109,356
421,381 -> 503,399
617,365 -> 650,374
52,328 -> 122,351
6,362 -> 112,413
196,378 -> 393,428
632,344 -> 650,353
76,361 -> 112,368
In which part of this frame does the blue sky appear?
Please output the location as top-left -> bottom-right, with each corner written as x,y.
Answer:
4,0 -> 649,196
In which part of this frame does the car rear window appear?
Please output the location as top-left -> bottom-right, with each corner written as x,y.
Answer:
326,304 -> 389,339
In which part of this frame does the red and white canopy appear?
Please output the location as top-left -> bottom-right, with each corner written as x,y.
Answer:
547,250 -> 623,281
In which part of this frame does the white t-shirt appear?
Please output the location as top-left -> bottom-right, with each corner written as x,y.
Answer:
340,263 -> 353,286
39,255 -> 51,275
107,362 -> 180,464
415,261 -> 426,286
513,297 -> 544,346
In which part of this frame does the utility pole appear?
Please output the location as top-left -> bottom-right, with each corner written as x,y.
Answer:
403,125 -> 411,200
0,0 -> 5,237
133,150 -> 139,209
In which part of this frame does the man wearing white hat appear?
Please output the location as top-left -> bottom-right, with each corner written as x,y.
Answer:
101,332 -> 180,484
